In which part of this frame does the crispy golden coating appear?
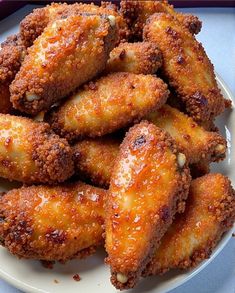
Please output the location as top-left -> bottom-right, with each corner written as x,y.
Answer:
105,121 -> 191,289
20,2 -> 129,48
0,182 -> 106,261
143,13 -> 225,123
73,104 -> 225,188
73,136 -> 120,188
147,105 -> 227,164
0,114 -> 74,184
0,34 -> 26,113
47,72 -> 169,141
106,41 -> 162,74
120,0 -> 201,40
11,14 -> 117,115
144,174 -> 235,276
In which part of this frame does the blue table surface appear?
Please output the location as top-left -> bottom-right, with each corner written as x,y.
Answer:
0,5 -> 234,293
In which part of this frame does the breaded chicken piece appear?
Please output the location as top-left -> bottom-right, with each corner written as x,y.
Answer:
11,14 -> 117,115
73,136 -> 120,188
120,0 -> 201,40
20,2 -> 129,48
106,42 -> 162,74
47,72 -> 169,141
147,105 -> 226,164
0,182 -> 106,261
0,114 -> 74,184
72,104 -> 225,188
0,34 -> 26,113
143,174 -> 235,276
143,13 -> 225,123
105,121 -> 191,289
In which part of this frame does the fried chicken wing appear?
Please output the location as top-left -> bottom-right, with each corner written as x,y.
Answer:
73,136 -> 120,188
106,42 -> 162,74
147,105 -> 226,164
20,2 -> 128,48
0,182 -> 106,261
143,174 -> 235,276
11,14 -> 117,115
143,13 -> 225,123
0,114 -> 74,184
47,72 -> 169,141
105,121 -> 191,289
120,0 -> 201,41
0,34 -> 26,113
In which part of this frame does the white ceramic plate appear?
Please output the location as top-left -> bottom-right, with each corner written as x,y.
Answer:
0,5 -> 234,293
0,76 -> 234,293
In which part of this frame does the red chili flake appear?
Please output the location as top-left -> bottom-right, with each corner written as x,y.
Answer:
73,274 -> 81,282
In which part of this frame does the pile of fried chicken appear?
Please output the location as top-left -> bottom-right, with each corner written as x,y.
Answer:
0,0 -> 234,290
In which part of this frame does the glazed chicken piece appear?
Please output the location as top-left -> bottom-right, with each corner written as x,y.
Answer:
47,72 -> 169,141
143,173 -> 235,275
105,121 -> 191,289
11,13 -> 117,115
143,13 -> 225,124
0,34 -> 26,113
106,42 -> 162,74
0,114 -> 74,184
20,2 -> 129,47
0,182 -> 106,261
120,0 -> 201,40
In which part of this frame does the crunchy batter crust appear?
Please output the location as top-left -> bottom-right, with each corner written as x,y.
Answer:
0,182 -> 106,261
143,173 -> 235,276
20,2 -> 129,47
147,105 -> 227,164
47,72 -> 168,141
106,41 -> 162,74
47,72 -> 169,142
143,13 -> 225,123
11,14 -> 117,115
73,136 -> 120,188
0,34 -> 26,113
0,114 -> 74,184
120,0 -> 201,41
105,121 -> 191,289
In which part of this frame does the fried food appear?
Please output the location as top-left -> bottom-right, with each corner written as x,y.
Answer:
190,160 -> 210,179
0,182 -> 106,261
143,174 -> 235,276
106,42 -> 162,74
105,121 -> 191,289
143,13 -> 225,124
47,72 -> 169,141
20,2 -> 128,48
0,114 -> 74,184
120,0 -> 202,40
73,136 -> 120,188
0,34 -> 26,113
11,14 -> 117,115
147,105 -> 227,164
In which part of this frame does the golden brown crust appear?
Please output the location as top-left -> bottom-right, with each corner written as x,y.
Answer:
0,182 -> 106,261
120,0 -> 201,41
11,14 -> 117,115
73,136 -> 120,188
147,105 -> 227,164
105,121 -> 191,289
143,174 -> 235,276
20,2 -> 129,48
0,114 -> 74,184
143,13 -> 225,123
0,34 -> 26,113
106,41 -> 162,74
47,72 -> 169,142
